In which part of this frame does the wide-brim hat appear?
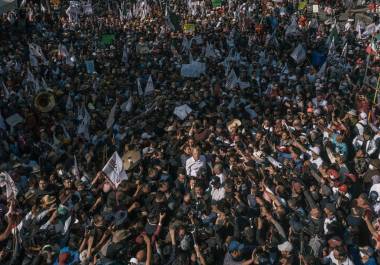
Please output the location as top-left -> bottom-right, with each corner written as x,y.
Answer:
227,119 -> 241,132
41,195 -> 56,207
111,229 -> 129,243
122,149 -> 141,170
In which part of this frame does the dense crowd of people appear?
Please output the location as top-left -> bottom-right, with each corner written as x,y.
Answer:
1,0 -> 380,264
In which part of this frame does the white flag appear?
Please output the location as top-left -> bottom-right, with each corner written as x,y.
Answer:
41,77 -> 48,90
73,155 -> 80,178
121,96 -> 133,112
317,61 -> 327,77
82,2 -> 93,15
0,113 -> 6,130
0,172 -> 18,199
106,103 -> 117,129
327,38 -> 336,57
174,104 -> 192,120
77,106 -> 90,139
58,44 -> 69,58
122,45 -> 128,64
205,42 -> 217,59
125,96 -> 133,112
291,44 -> 306,64
30,53 -> 38,67
144,75 -> 154,96
238,80 -> 250,89
102,152 -> 128,187
356,21 -> 362,39
341,42 -> 347,58
66,95 -> 73,110
363,23 -> 376,37
225,69 -> 238,89
2,81 -> 10,99
189,52 -> 194,63
137,78 -> 143,96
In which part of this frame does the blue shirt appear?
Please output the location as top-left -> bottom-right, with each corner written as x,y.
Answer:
53,247 -> 80,265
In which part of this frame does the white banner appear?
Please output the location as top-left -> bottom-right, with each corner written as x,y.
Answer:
0,172 -> 18,199
102,152 -> 128,187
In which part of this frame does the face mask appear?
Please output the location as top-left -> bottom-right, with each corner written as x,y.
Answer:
369,165 -> 375,170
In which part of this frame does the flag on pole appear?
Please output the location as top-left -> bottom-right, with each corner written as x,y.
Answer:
366,39 -> 378,55
137,78 -> 143,96
122,44 -> 128,64
102,152 -> 128,187
2,81 -> 10,99
121,96 -> 133,112
106,103 -> 117,129
363,23 -> 376,37
291,44 -> 306,64
144,75 -> 154,96
0,172 -> 18,199
317,61 -> 327,77
82,2 -> 93,15
328,37 -> 335,56
225,69 -> 238,89
356,21 -> 362,39
73,155 -> 80,178
77,106 -> 90,139
341,42 -> 348,58
58,44 -> 70,58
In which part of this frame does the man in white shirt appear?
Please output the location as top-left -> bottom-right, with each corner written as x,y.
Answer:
213,163 -> 225,184
210,177 -> 225,202
186,146 -> 207,177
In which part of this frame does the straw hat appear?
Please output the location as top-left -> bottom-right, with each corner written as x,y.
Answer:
227,119 -> 241,132
111,229 -> 129,243
122,149 -> 141,171
41,195 -> 56,208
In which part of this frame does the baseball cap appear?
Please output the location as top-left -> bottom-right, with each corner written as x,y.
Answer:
228,240 -> 244,252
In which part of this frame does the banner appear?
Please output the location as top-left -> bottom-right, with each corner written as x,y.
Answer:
212,0 -> 221,8
174,104 -> 192,120
0,172 -> 18,199
291,44 -> 306,64
102,152 -> 128,188
85,60 -> 95,74
183,23 -> 195,33
180,61 -> 206,78
298,1 -> 307,10
101,34 -> 115,45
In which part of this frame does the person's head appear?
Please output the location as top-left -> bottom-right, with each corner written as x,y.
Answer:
228,241 -> 244,261
183,193 -> 191,204
155,191 -> 166,204
192,146 -> 201,160
194,183 -> 204,198
333,246 -> 348,262
359,246 -> 374,262
159,181 -> 169,193
63,178 -> 73,189
310,207 -> 321,220
39,178 -> 48,191
213,163 -> 223,175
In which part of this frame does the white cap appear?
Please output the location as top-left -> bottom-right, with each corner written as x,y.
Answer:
359,112 -> 367,120
278,241 -> 293,252
129,258 -> 138,264
310,146 -> 321,155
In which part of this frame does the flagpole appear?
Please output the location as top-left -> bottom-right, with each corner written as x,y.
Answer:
362,54 -> 371,88
363,35 -> 375,87
373,73 -> 380,105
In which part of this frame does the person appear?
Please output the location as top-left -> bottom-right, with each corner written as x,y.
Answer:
0,0 -> 380,264
185,146 -> 207,178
